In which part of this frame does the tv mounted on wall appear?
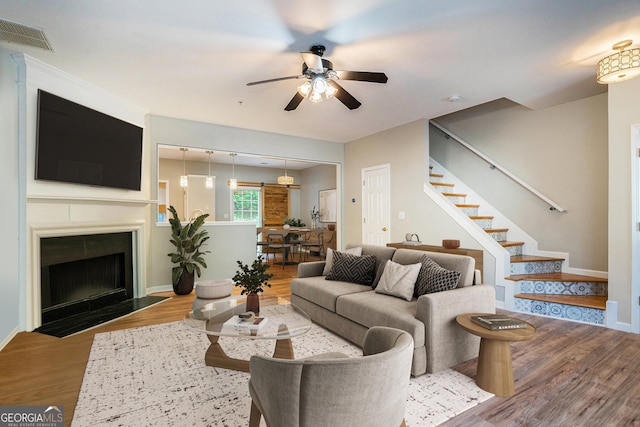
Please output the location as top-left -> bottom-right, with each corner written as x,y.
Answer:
35,89 -> 143,191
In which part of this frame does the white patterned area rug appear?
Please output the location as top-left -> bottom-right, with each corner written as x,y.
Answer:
73,320 -> 492,426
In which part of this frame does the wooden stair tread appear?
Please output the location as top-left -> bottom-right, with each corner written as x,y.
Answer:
507,272 -> 608,283
485,228 -> 509,233
469,215 -> 494,220
511,255 -> 565,263
456,203 -> 480,208
429,173 -> 443,178
442,192 -> 467,197
430,182 -> 454,187
515,293 -> 607,310
500,241 -> 525,247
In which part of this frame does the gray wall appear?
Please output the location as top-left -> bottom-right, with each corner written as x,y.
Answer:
430,95 -> 608,272
343,119 -> 489,253
0,50 -> 22,346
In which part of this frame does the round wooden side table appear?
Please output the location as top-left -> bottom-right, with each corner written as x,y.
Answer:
456,312 -> 536,397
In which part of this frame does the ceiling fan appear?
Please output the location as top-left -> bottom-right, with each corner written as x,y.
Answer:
246,45 -> 388,111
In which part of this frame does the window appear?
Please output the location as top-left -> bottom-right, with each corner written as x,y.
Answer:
232,188 -> 261,223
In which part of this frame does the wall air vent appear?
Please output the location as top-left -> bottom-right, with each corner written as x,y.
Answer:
0,18 -> 53,51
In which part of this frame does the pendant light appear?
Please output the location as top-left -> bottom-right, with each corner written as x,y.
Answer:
179,147 -> 188,187
205,150 -> 214,189
278,159 -> 294,185
228,153 -> 238,189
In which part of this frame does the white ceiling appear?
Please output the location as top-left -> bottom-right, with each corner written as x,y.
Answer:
2,1 -> 639,143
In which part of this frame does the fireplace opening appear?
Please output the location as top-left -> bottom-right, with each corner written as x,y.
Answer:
39,232 -> 133,325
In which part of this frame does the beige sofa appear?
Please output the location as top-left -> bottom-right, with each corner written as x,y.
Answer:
290,244 -> 496,376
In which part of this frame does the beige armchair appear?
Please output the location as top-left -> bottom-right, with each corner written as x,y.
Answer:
248,326 -> 413,427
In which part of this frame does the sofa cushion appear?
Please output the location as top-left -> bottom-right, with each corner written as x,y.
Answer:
290,276 -> 372,312
374,260 -> 421,301
414,255 -> 461,296
392,248 -> 474,287
336,291 -> 425,348
348,244 -> 397,285
326,252 -> 376,285
322,247 -> 362,276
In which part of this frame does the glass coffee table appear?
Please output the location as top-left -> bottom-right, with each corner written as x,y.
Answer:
183,297 -> 312,372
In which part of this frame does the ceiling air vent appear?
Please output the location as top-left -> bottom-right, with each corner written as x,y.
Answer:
0,18 -> 53,51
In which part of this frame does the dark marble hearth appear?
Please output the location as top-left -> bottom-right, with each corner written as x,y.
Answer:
34,296 -> 168,338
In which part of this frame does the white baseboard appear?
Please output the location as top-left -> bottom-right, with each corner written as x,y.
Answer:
146,285 -> 173,294
0,325 -> 20,351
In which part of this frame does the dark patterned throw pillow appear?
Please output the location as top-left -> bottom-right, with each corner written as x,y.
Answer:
325,251 -> 376,286
414,255 -> 461,296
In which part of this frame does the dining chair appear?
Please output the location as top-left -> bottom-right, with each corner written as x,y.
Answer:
299,231 -> 324,262
255,227 -> 270,257
248,326 -> 413,427
266,232 -> 291,269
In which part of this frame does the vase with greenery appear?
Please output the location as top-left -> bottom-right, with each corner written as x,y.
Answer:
232,256 -> 273,314
310,206 -> 320,230
168,205 -> 210,295
283,217 -> 306,228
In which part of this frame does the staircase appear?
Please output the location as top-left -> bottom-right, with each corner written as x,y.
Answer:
429,166 -> 607,326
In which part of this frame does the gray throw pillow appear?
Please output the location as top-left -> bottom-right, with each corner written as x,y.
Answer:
415,255 -> 461,296
322,247 -> 363,276
325,251 -> 376,285
371,259 -> 388,289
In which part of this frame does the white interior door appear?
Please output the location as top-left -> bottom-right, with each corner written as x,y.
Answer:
362,164 -> 390,245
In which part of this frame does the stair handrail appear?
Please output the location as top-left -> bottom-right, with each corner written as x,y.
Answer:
429,120 -> 567,213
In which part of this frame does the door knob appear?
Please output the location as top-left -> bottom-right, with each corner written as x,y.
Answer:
382,227 -> 387,231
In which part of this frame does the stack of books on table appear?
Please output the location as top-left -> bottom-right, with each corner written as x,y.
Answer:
470,314 -> 527,330
222,316 -> 268,334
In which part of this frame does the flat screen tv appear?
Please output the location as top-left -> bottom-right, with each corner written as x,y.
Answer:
36,89 -> 143,191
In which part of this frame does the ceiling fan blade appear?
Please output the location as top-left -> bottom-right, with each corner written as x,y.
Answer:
335,70 -> 388,84
301,52 -> 324,73
247,75 -> 301,86
331,81 -> 362,110
284,92 -> 305,111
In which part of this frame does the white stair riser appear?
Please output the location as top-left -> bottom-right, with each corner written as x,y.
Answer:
505,245 -> 523,256
511,260 -> 563,275
444,195 -> 465,204
516,280 -> 607,296
458,207 -> 478,216
487,231 -> 508,241
472,218 -> 493,229
514,298 -> 604,325
433,184 -> 454,193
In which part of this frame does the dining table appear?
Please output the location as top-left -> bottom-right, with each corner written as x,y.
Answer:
258,227 -> 310,265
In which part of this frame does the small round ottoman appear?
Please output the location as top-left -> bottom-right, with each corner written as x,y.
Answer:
192,279 -> 233,311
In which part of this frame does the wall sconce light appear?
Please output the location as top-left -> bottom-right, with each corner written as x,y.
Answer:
179,147 -> 188,188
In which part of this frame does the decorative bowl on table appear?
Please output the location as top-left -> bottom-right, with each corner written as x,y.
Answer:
442,239 -> 460,249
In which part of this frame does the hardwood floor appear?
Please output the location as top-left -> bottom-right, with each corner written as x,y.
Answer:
2,256 -> 640,426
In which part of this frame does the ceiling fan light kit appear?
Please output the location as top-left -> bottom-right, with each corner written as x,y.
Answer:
597,40 -> 640,84
247,45 -> 387,110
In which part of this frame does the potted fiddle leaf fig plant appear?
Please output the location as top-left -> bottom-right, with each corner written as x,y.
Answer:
168,205 -> 210,295
232,255 -> 273,315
